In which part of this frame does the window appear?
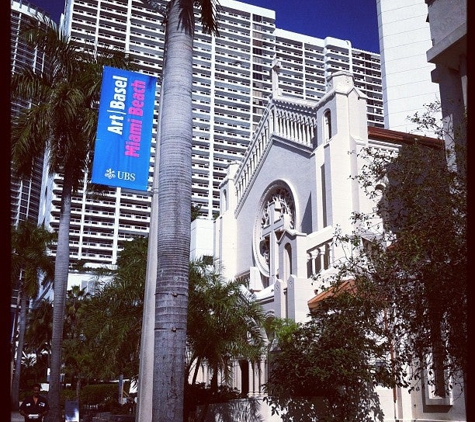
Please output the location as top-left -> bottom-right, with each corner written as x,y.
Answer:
283,243 -> 292,281
323,109 -> 332,142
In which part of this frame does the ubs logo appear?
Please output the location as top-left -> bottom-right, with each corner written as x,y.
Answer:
117,171 -> 136,181
104,169 -> 136,182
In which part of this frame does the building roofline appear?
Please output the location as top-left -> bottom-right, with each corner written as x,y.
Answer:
367,126 -> 444,149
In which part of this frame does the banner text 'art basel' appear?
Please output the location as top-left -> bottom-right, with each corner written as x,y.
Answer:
92,66 -> 157,191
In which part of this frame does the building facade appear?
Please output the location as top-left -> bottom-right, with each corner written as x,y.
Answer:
425,0 -> 466,171
207,69 -> 466,422
40,0 -> 383,270
11,1 -> 466,419
376,0 -> 441,135
10,0 -> 53,343
11,0 -> 51,228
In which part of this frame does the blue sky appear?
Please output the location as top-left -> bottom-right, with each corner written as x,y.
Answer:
28,0 -> 380,52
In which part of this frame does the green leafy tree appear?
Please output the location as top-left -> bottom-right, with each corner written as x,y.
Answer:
23,288 -> 98,403
11,221 -> 55,409
62,286 -> 93,401
264,105 -> 466,420
11,15 -> 133,421
264,285 -> 395,422
341,134 -> 467,396
75,238 -> 267,420
313,106 -> 467,413
191,203 -> 203,221
19,299 -> 53,396
139,0 -> 220,419
262,317 -> 300,356
23,299 -> 54,376
23,290 -> 92,401
80,237 -> 149,382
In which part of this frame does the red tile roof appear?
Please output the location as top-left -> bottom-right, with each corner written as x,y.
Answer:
307,279 -> 356,312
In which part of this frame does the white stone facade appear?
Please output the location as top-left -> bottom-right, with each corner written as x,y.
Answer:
206,70 -> 466,421
216,71 -> 375,323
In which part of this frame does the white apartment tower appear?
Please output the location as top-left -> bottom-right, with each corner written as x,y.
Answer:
10,0 -> 54,347
11,0 -> 51,227
376,0 -> 441,134
43,0 -> 383,268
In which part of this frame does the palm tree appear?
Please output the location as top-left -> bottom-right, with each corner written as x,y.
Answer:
23,299 -> 54,390
63,286 -> 92,401
58,236 -> 265,420
187,261 -> 267,387
11,16 -> 132,422
138,1 -> 219,420
11,221 -> 55,410
186,260 -> 268,421
79,240 -> 265,420
80,237 -> 149,382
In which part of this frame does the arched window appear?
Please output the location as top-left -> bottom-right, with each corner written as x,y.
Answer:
284,243 -> 292,281
253,183 -> 296,282
323,109 -> 332,142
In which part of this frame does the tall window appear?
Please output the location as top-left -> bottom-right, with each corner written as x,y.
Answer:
283,243 -> 292,281
321,164 -> 327,227
323,109 -> 332,142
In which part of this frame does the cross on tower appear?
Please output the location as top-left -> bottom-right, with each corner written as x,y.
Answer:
271,59 -> 282,97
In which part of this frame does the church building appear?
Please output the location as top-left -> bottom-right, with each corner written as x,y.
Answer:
189,67 -> 467,421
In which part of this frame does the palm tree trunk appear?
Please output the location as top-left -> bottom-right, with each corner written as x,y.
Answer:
152,0 -> 193,420
11,292 -> 28,410
136,34 -> 166,422
46,169 -> 74,422
11,287 -> 21,399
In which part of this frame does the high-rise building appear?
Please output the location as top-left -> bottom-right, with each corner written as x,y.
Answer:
10,0 -> 53,337
376,0 -> 441,135
38,0 -> 383,269
11,0 -> 51,227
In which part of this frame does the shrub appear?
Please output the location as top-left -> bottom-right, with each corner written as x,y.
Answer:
79,384 -> 118,408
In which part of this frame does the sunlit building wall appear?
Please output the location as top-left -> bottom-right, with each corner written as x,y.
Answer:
376,0 -> 441,135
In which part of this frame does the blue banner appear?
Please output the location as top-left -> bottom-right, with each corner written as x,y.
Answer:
92,66 -> 157,191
